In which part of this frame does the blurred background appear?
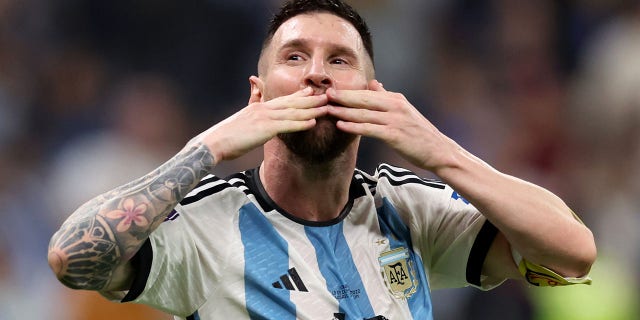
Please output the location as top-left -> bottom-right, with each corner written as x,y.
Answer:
1,0 -> 638,319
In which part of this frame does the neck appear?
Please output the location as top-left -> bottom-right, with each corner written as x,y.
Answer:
260,138 -> 359,222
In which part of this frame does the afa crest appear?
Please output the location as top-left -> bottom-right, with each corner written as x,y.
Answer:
378,247 -> 418,298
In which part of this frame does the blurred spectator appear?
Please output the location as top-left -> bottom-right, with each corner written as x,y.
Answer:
425,1 -> 547,318
30,46 -> 110,156
45,73 -> 190,319
0,0 -> 35,150
348,0 -> 445,173
576,0 -> 640,261
548,4 -> 640,319
423,1 -> 640,319
0,1 -> 66,319
47,72 -> 189,226
350,0 -> 444,100
47,0 -> 273,131
0,141 -> 66,320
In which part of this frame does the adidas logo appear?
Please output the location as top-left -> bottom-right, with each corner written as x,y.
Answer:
272,267 -> 308,292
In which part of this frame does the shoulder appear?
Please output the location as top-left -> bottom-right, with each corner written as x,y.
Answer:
358,163 -> 459,215
368,163 -> 447,191
180,169 -> 254,206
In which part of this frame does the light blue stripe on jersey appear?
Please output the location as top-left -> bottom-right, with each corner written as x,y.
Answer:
239,203 -> 296,320
305,223 -> 375,320
378,198 -> 433,320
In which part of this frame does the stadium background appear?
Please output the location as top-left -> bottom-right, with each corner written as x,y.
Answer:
0,0 -> 638,319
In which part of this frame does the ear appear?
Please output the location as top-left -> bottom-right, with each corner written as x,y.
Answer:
248,76 -> 264,104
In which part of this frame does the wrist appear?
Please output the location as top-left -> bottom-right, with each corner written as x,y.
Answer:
428,140 -> 467,179
184,134 -> 222,168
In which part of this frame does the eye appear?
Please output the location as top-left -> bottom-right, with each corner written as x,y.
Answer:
331,58 -> 347,65
287,54 -> 303,61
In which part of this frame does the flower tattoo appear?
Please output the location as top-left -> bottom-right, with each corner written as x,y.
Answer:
105,198 -> 149,232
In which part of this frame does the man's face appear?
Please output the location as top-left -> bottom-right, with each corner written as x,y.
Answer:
257,12 -> 373,163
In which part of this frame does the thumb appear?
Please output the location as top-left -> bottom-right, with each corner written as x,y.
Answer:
291,86 -> 313,97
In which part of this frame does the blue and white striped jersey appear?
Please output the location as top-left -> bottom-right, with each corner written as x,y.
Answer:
114,163 -> 503,319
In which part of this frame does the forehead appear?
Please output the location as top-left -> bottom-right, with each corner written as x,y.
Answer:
270,12 -> 365,54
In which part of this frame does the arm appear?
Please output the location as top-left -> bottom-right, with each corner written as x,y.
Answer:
434,142 -> 595,278
326,80 -> 596,279
47,144 -> 215,291
47,84 -> 330,291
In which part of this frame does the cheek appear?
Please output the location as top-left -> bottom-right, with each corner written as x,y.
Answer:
332,72 -> 369,90
263,68 -> 305,99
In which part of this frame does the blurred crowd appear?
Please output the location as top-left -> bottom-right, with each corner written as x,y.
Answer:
0,0 -> 638,319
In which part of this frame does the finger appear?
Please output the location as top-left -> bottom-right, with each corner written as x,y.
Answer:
276,119 -> 318,133
327,87 -> 389,111
327,106 -> 386,125
291,86 -> 314,97
249,82 -> 315,105
272,105 -> 329,121
271,106 -> 328,133
269,90 -> 328,110
335,120 -> 386,139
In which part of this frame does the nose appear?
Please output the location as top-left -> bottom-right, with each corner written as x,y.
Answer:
304,58 -> 332,89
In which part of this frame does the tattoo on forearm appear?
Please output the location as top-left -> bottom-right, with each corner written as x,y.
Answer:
48,144 -> 215,290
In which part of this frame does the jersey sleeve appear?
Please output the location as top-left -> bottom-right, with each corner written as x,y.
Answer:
375,165 -> 506,291
421,190 -> 506,291
101,188 -> 244,317
127,203 -> 215,316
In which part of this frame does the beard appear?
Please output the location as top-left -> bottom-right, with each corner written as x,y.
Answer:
278,115 -> 356,164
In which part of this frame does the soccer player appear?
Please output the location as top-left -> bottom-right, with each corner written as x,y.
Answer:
47,0 -> 596,319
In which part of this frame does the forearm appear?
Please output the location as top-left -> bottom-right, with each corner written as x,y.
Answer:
47,144 -> 215,290
435,144 -> 596,277
326,83 -> 595,277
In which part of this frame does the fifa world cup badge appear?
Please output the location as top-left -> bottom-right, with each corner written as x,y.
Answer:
378,247 -> 418,298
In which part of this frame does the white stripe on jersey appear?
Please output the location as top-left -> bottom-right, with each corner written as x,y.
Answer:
186,175 -> 225,197
267,213 -> 340,319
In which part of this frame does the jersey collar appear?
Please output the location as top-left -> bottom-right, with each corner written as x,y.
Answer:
246,166 -> 365,227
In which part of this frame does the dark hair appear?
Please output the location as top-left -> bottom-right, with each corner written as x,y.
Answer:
263,0 -> 373,63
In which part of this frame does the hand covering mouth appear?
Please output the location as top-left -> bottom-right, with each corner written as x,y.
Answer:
308,88 -> 345,107
327,101 -> 346,108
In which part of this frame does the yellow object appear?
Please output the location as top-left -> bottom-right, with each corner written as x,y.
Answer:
517,258 -> 592,286
511,248 -> 592,287
530,256 -> 639,320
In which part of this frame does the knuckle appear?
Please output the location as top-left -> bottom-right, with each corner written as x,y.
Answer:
393,92 -> 406,101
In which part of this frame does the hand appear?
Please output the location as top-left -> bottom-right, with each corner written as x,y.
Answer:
326,79 -> 458,171
190,84 -> 329,164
